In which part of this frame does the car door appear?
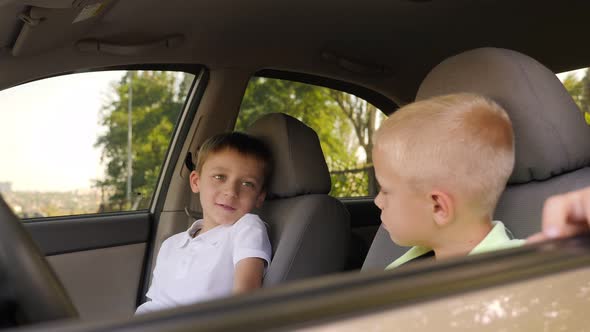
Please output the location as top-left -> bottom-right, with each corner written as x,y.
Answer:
15,235 -> 590,332
0,65 -> 206,320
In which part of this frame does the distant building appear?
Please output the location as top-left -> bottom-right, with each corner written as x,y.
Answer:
0,182 -> 12,193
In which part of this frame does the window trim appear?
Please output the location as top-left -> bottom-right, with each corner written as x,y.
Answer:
255,69 -> 398,114
5,64 -> 204,223
24,211 -> 150,256
149,67 -> 208,215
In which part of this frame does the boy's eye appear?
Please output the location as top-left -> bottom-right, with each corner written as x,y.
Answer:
213,174 -> 226,181
242,181 -> 255,188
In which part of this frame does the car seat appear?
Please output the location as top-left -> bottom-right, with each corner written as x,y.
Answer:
247,113 -> 351,285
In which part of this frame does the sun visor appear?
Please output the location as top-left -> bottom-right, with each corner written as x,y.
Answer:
11,0 -> 114,57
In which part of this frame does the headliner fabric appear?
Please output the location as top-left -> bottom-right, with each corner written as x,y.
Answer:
247,113 -> 331,198
417,47 -> 590,184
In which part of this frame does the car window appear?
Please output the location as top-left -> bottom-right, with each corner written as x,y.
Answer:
0,70 -> 194,219
558,67 -> 590,125
237,77 -> 386,198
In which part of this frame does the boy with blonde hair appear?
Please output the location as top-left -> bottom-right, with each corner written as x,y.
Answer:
373,93 -> 524,269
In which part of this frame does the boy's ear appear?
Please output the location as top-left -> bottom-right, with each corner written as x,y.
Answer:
255,190 -> 266,208
189,171 -> 200,193
430,190 -> 454,227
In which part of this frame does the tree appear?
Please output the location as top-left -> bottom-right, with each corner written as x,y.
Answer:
326,90 -> 381,195
562,70 -> 590,126
562,72 -> 585,110
96,71 -> 190,210
239,77 -> 383,197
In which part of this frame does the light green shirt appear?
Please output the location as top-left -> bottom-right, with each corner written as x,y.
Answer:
385,221 -> 525,270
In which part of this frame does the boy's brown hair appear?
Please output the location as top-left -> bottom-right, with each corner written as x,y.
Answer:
195,132 -> 273,190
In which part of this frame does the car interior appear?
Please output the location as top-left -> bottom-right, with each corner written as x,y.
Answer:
1,0 -> 590,331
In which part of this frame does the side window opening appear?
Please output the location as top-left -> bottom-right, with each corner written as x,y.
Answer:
558,68 -> 590,125
0,70 -> 195,219
237,76 -> 387,198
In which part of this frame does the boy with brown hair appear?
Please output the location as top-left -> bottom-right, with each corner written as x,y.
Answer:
136,132 -> 273,314
372,93 -> 524,268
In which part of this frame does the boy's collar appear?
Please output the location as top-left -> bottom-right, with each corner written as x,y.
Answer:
386,221 -> 525,270
176,219 -> 225,248
187,219 -> 203,238
468,220 -> 525,255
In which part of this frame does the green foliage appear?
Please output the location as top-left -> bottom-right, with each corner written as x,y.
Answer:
562,69 -> 590,126
563,73 -> 585,110
95,71 -> 191,210
238,77 -> 381,197
330,168 -> 370,197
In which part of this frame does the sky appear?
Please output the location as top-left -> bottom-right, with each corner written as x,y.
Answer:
0,68 -> 585,192
0,71 -> 124,192
557,68 -> 586,80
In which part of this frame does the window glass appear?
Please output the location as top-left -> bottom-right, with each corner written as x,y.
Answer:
237,77 -> 386,198
558,68 -> 590,125
0,70 -> 194,218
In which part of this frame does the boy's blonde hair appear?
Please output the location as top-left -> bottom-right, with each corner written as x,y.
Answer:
374,93 -> 514,216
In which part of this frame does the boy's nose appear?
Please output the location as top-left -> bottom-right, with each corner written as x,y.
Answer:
374,192 -> 383,209
223,182 -> 239,197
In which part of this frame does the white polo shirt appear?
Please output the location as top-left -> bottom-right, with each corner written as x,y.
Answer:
135,213 -> 272,314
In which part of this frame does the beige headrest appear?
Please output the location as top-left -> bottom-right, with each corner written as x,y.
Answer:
417,47 -> 590,184
247,113 -> 331,198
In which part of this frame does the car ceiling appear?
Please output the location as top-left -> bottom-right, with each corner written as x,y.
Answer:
0,0 -> 589,104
